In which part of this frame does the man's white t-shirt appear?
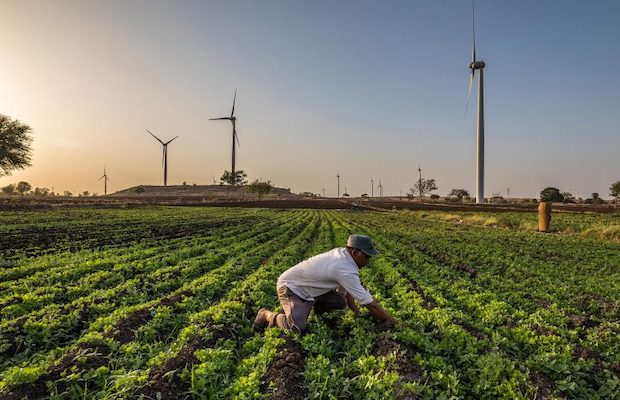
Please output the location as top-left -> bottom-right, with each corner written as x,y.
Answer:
277,247 -> 374,305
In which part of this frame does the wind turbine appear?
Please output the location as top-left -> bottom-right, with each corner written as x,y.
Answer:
146,129 -> 178,187
466,0 -> 486,204
98,166 -> 110,195
379,179 -> 383,197
337,173 -> 340,198
210,90 -> 240,184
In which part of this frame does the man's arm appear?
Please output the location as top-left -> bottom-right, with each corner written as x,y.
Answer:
345,292 -> 360,315
364,301 -> 397,326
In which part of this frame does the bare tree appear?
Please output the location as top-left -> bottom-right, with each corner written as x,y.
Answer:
410,178 -> 438,201
610,181 -> 620,205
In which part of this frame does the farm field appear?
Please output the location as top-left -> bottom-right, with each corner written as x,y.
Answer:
0,206 -> 618,399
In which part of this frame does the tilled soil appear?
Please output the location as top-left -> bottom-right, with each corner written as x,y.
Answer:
372,334 -> 421,399
261,336 -> 307,400
2,343 -> 110,400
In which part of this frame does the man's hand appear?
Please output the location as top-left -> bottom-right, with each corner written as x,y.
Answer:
364,301 -> 398,327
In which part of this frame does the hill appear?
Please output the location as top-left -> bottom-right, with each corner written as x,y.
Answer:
110,184 -> 299,200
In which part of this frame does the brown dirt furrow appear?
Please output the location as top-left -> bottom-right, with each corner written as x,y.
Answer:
137,325 -> 232,399
2,343 -> 110,400
106,292 -> 188,344
372,334 -> 421,399
408,280 -> 437,310
260,336 -> 307,400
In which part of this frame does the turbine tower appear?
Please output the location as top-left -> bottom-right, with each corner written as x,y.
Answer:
98,166 -> 110,195
146,130 -> 178,187
379,179 -> 383,197
337,173 -> 340,198
467,0 -> 486,204
210,90 -> 240,183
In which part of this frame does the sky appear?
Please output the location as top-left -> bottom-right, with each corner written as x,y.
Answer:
1,0 -> 618,199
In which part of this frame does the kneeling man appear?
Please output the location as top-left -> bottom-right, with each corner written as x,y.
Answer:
252,234 -> 397,334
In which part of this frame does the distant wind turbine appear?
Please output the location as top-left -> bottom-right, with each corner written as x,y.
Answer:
337,173 -> 340,198
98,166 -> 110,195
146,129 -> 179,187
379,179 -> 383,197
210,90 -> 241,183
466,0 -> 486,204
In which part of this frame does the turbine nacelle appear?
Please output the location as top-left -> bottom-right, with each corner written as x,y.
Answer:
469,60 -> 485,69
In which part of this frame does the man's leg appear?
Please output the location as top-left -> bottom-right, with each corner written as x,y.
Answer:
271,286 -> 314,334
313,289 -> 347,315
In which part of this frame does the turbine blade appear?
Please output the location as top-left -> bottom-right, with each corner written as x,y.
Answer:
98,175 -> 104,181
165,135 -> 179,145
466,69 -> 475,116
162,147 -> 165,169
146,129 -> 164,144
234,129 -> 240,148
231,89 -> 237,117
471,0 -> 476,63
210,117 -> 230,121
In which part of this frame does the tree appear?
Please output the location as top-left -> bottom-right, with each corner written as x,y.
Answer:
409,178 -> 437,201
63,190 -> 73,197
220,170 -> 247,186
0,114 -> 33,176
246,179 -> 273,200
611,181 -> 620,204
540,187 -> 563,203
448,188 -> 470,204
1,184 -> 16,195
32,187 -> 50,196
16,181 -> 31,195
561,192 -> 575,204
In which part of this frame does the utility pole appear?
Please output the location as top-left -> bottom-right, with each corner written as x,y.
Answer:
371,178 -> 374,197
337,173 -> 340,198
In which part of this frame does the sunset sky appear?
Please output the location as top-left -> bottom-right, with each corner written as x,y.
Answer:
1,0 -> 619,198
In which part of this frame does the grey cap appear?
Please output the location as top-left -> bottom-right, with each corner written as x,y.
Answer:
347,234 -> 379,256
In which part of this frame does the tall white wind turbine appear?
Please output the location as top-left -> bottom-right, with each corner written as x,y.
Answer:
467,0 -> 486,204
210,90 -> 241,183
